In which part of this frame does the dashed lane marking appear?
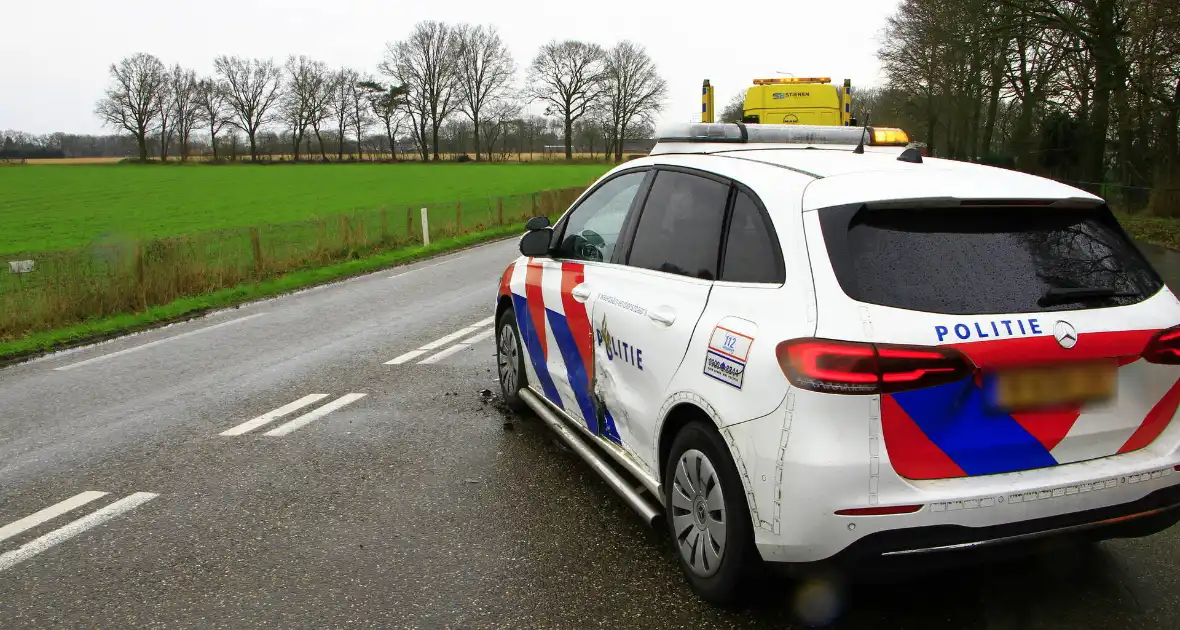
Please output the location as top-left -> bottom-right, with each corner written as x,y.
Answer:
418,328 -> 496,364
263,393 -> 368,437
220,394 -> 331,436
385,317 -> 495,365
0,492 -> 158,573
420,326 -> 483,350
386,350 -> 427,365
0,491 -> 109,544
53,312 -> 267,372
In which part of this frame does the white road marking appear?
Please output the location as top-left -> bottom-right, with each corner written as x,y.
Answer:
384,317 -> 497,365
220,394 -> 331,436
385,350 -> 427,365
420,326 -> 481,350
0,491 -> 109,544
418,328 -> 496,364
417,343 -> 470,364
461,328 -> 495,345
263,393 -> 368,437
53,313 -> 268,372
0,492 -> 158,573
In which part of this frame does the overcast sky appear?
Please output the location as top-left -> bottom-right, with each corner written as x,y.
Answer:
1,0 -> 900,135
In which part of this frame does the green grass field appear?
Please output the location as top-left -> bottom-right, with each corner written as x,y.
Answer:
0,163 -> 610,255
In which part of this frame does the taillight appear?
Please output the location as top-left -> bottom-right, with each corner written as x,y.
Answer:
1143,325 -> 1180,364
775,338 -> 974,394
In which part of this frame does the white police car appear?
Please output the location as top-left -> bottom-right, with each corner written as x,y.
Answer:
493,122 -> 1180,603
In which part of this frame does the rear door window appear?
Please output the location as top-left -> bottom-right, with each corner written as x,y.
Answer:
626,170 -> 730,280
720,189 -> 784,283
818,205 -> 1163,315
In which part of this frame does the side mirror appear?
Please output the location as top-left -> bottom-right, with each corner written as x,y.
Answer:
519,228 -> 553,257
526,216 -> 551,231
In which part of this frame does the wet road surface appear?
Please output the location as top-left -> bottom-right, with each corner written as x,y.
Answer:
2,238 -> 1180,628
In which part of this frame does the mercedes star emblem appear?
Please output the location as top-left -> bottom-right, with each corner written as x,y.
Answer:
1054,321 -> 1078,349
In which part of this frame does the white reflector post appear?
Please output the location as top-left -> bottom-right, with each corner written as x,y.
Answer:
7,260 -> 34,274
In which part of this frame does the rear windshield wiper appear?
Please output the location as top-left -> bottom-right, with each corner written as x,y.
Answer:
1038,286 -> 1141,307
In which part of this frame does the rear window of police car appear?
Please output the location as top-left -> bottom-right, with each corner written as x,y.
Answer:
818,205 -> 1163,315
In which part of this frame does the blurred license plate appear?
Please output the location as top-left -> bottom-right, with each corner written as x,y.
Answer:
991,362 -> 1117,411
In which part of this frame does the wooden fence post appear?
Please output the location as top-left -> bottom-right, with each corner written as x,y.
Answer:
497,197 -> 504,225
406,207 -> 413,238
249,227 -> 264,278
456,201 -> 463,232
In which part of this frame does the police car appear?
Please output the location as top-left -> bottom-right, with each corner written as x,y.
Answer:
492,122 -> 1180,603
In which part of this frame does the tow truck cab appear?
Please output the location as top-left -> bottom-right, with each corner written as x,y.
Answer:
741,77 -> 854,126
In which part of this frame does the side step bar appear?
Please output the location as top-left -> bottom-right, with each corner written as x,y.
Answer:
520,388 -> 662,527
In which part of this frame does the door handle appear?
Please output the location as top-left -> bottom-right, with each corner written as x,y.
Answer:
648,306 -> 676,326
571,284 -> 592,302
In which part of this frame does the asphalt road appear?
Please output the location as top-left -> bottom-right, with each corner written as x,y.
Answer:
4,237 -> 1180,629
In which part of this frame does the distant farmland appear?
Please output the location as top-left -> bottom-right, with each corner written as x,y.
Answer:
0,162 -> 610,255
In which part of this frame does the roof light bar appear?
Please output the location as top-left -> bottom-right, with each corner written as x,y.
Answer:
654,123 -> 911,147
752,77 -> 832,85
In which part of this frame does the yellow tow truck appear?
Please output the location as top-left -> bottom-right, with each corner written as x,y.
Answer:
702,77 -> 856,126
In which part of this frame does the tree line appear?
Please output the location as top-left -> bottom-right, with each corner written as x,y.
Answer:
89,21 -> 667,164
869,0 -> 1180,215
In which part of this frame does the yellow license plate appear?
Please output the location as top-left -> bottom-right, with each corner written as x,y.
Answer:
993,362 -> 1117,411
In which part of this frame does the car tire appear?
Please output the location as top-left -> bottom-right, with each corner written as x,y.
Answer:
664,420 -> 759,605
496,308 -> 529,413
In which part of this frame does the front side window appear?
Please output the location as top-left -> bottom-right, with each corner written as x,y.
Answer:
626,170 -> 730,280
553,171 -> 646,263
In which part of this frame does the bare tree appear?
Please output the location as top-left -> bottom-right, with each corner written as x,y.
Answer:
329,67 -> 357,161
170,65 -> 202,161
157,78 -> 174,161
214,55 -> 283,161
382,21 -> 460,161
481,96 -> 521,161
196,78 -> 230,160
454,24 -> 516,161
528,40 -> 607,160
94,53 -> 167,161
720,91 -> 746,123
282,56 -> 326,161
358,81 -> 408,161
307,69 -> 336,161
350,76 -> 375,160
602,41 -> 667,162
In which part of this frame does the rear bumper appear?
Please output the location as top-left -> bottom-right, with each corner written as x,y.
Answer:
768,482 -> 1180,577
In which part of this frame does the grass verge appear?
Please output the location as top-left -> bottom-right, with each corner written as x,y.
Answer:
0,222 -> 528,365
1117,212 -> 1180,251
0,162 -> 608,254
